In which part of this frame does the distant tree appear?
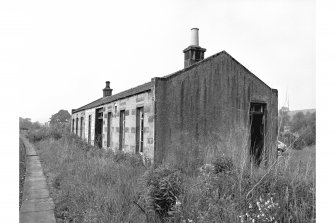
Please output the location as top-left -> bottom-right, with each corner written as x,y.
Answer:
50,110 -> 71,127
279,107 -> 290,132
19,117 -> 32,130
290,111 -> 316,148
19,117 -> 41,130
291,112 -> 307,132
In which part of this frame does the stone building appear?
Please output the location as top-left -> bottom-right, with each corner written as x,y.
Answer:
71,28 -> 278,165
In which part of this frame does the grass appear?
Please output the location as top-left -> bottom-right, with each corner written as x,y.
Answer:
28,127 -> 316,222
19,137 -> 26,208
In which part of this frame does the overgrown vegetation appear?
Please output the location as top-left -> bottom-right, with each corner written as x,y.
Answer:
26,124 -> 315,223
279,108 -> 316,150
19,137 -> 26,208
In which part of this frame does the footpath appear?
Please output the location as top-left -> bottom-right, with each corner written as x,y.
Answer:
19,137 -> 56,223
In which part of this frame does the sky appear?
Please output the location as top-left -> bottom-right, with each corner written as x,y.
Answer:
1,0 -> 315,123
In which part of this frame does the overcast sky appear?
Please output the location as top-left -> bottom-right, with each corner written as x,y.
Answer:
1,0 -> 315,123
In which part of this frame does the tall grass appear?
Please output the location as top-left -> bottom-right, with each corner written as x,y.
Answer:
28,127 -> 315,223
32,131 -> 147,222
19,137 -> 26,208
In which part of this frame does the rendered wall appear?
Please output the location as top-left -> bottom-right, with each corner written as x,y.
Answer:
154,52 -> 278,165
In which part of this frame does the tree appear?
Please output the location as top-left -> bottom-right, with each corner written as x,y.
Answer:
50,110 -> 71,127
279,107 -> 290,132
19,117 -> 32,130
290,111 -> 316,149
291,112 -> 307,133
19,117 -> 41,130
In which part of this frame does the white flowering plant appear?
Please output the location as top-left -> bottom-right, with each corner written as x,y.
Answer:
239,193 -> 279,223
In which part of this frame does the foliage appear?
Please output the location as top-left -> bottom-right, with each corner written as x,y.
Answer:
212,155 -> 234,174
19,138 -> 26,208
278,110 -> 316,149
278,107 -> 290,133
29,128 -> 315,223
19,117 -> 41,130
139,166 -> 183,222
50,109 -> 71,127
290,111 -> 316,148
27,125 -> 69,143
33,132 -> 147,222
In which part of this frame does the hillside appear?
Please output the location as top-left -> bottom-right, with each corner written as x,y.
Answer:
287,108 -> 316,118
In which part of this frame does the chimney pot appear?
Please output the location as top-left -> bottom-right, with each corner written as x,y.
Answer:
183,28 -> 206,68
190,28 -> 199,46
105,81 -> 110,88
103,81 -> 113,97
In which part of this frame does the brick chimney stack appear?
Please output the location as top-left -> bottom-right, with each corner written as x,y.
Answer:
183,28 -> 206,68
103,81 -> 113,97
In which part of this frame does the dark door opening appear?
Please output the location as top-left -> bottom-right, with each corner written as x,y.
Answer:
249,103 -> 266,166
135,107 -> 144,154
107,112 -> 112,147
119,110 -> 125,150
76,118 -> 78,135
88,115 -> 91,144
72,119 -> 75,133
95,108 -> 103,148
80,117 -> 84,138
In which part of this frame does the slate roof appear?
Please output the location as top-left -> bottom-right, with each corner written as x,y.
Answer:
73,50 -> 273,114
72,81 -> 153,113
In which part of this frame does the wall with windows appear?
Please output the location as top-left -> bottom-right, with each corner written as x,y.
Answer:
72,90 -> 155,161
71,111 -> 86,140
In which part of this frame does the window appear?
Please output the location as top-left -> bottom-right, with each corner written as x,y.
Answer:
107,112 -> 112,147
136,107 -> 144,153
119,110 -> 125,150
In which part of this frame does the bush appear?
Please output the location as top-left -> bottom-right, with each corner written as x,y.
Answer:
28,125 -> 315,223
212,155 -> 234,174
112,150 -> 146,168
27,126 -> 66,143
139,166 -> 183,222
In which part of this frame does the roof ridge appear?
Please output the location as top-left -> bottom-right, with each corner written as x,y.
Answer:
72,81 -> 153,113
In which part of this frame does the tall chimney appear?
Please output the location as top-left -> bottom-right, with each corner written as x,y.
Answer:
103,81 -> 113,97
183,28 -> 206,68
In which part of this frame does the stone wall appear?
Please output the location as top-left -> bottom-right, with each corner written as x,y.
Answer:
72,90 -> 155,161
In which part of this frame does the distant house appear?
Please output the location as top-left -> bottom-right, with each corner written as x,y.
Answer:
71,29 -> 278,165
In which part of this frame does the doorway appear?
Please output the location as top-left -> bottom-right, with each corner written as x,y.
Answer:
95,108 -> 103,148
249,103 -> 266,165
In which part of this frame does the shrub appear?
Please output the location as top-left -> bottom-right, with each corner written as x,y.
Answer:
27,126 -> 66,143
112,150 -> 146,168
139,165 -> 183,222
212,155 -> 234,174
